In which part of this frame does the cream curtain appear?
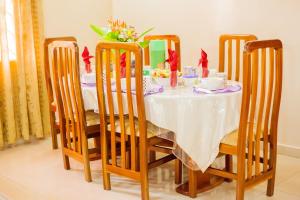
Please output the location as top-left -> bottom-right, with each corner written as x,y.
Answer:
0,0 -> 50,149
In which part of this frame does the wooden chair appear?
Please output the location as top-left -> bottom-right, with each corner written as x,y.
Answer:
219,34 -> 257,81
207,39 -> 283,200
44,36 -> 77,149
95,42 -> 181,200
144,35 -> 181,71
49,41 -> 101,182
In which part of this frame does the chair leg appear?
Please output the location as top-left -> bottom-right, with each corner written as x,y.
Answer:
267,175 -> 275,196
103,169 -> 111,190
225,155 -> 233,182
188,169 -> 197,198
60,126 -> 70,170
50,113 -> 58,149
82,136 -> 92,182
140,175 -> 149,200
62,154 -> 70,170
149,150 -> 156,163
175,159 -> 182,184
236,181 -> 245,200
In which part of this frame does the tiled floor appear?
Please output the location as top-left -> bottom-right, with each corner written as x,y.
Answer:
0,138 -> 299,200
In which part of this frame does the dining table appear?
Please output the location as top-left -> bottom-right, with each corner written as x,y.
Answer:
81,75 -> 242,197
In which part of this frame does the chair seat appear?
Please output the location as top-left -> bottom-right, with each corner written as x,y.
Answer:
221,128 -> 265,146
86,111 -> 100,126
108,118 -> 159,138
221,129 -> 239,146
54,110 -> 100,127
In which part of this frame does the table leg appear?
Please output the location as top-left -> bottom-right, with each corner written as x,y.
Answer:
189,169 -> 198,198
176,168 -> 224,198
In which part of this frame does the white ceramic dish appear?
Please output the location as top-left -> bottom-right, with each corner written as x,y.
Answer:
199,77 -> 225,90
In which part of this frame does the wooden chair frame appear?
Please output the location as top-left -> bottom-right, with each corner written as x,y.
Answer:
49,41 -> 101,182
44,36 -> 77,149
208,39 -> 283,200
144,35 -> 181,71
96,42 -> 181,200
219,34 -> 257,81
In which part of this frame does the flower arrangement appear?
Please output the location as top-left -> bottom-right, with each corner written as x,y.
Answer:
90,19 -> 154,48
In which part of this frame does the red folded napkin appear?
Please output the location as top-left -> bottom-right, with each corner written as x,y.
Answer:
120,52 -> 126,78
198,49 -> 209,77
166,49 -> 178,71
82,47 -> 93,73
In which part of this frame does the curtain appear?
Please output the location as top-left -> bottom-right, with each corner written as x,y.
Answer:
0,0 -> 50,149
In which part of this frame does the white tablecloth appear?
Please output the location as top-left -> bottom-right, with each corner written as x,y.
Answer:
82,84 -> 242,171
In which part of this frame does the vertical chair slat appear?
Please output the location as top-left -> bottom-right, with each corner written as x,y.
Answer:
227,39 -> 233,80
235,40 -> 241,81
105,50 -> 117,166
63,48 -> 77,152
247,50 -> 258,179
144,46 -> 150,66
125,51 -> 137,171
255,48 -> 266,175
70,49 -> 82,154
115,50 -> 127,168
58,48 -> 72,149
71,48 -> 82,153
52,48 -> 67,148
263,48 -> 275,171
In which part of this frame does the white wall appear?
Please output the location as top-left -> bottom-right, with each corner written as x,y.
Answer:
112,0 -> 300,152
43,0 -> 112,56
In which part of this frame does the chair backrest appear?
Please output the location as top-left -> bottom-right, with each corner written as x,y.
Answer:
95,42 -> 147,174
144,35 -> 181,71
238,39 -> 283,180
44,37 -> 77,111
219,34 -> 257,81
48,41 -> 87,154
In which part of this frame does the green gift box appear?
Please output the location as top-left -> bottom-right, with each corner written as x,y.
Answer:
149,40 -> 165,69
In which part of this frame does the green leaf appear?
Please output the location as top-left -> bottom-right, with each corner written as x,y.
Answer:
138,41 -> 150,48
90,24 -> 106,38
104,32 -> 119,41
136,27 -> 154,41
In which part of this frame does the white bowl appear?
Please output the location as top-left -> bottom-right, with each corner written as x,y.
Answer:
199,77 -> 225,90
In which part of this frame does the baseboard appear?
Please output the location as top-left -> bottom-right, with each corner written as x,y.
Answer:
278,143 -> 300,158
